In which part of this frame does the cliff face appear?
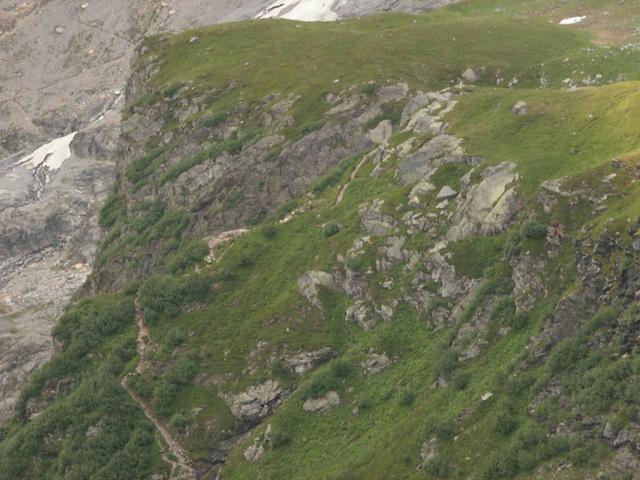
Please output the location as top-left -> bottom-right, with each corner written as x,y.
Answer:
0,0 -> 273,425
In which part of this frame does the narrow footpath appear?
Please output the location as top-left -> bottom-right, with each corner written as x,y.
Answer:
121,298 -> 197,480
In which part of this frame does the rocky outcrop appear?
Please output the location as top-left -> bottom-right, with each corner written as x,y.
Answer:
298,271 -> 337,309
224,380 -> 288,424
360,352 -> 392,375
283,348 -> 335,375
447,162 -> 520,241
360,199 -> 397,236
0,123 -> 117,423
303,391 -> 341,413
397,135 -> 466,186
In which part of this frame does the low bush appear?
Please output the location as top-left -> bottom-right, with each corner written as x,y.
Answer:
424,454 -> 452,477
398,389 -> 416,407
494,413 -> 518,436
452,371 -> 470,391
426,417 -> 456,441
519,220 -> 547,240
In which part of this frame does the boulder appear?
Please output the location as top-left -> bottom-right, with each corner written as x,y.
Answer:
360,353 -> 391,375
224,380 -> 287,423
346,300 -> 376,330
461,68 -> 480,83
404,109 -> 435,133
283,348 -> 334,375
447,162 -> 520,241
437,186 -> 458,200
243,443 -> 265,463
368,120 -> 393,144
303,391 -> 341,413
511,101 -> 528,115
297,271 -> 336,309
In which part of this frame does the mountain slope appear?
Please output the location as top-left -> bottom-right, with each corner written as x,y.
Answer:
3,1 -> 640,479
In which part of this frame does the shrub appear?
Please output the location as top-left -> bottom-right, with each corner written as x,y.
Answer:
162,82 -> 185,98
99,193 -> 127,229
139,275 -> 182,324
508,311 -> 529,330
153,380 -> 178,416
165,328 -> 187,349
424,454 -> 452,477
547,335 -> 590,374
324,223 -> 341,237
299,120 -> 324,136
503,231 -> 521,258
170,412 -> 190,432
519,220 -> 547,240
182,272 -> 213,302
168,239 -> 209,274
426,417 -> 456,441
452,371 -> 470,391
435,346 -> 458,379
201,112 -> 228,129
239,255 -> 256,268
359,83 -> 376,96
494,413 -> 518,436
271,430 -> 292,449
331,360 -> 352,378
130,375 -> 153,399
398,389 -> 416,407
262,225 -> 278,239
514,423 -> 546,449
491,296 -> 516,322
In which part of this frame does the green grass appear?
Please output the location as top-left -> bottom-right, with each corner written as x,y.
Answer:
6,2 -> 640,480
449,82 -> 640,193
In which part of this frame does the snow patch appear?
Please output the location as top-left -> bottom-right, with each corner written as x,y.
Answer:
257,0 -> 339,21
559,16 -> 586,25
17,132 -> 77,172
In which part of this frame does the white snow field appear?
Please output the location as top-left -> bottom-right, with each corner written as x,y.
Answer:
257,0 -> 339,21
18,132 -> 78,172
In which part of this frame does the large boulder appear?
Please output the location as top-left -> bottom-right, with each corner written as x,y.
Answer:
224,380 -> 287,423
303,391 -> 341,413
447,162 -> 520,241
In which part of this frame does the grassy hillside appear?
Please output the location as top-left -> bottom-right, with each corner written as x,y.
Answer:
4,1 -> 640,479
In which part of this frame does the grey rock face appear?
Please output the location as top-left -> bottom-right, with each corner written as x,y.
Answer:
360,199 -> 396,236
360,353 -> 391,375
447,162 -> 520,241
512,255 -> 546,312
0,122 -> 117,423
297,271 -> 337,309
224,380 -> 287,423
397,135 -> 466,186
303,391 -> 341,413
243,442 -> 265,463
283,348 -> 335,375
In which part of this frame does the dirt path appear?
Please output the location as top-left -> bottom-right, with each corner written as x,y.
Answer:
121,298 -> 197,480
